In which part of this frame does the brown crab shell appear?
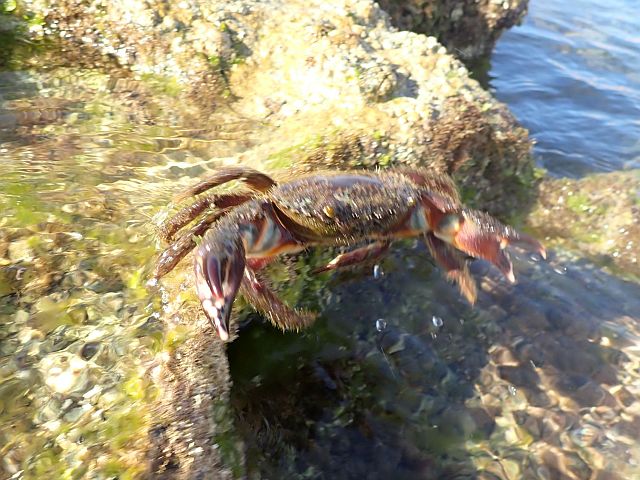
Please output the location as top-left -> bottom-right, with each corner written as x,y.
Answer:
265,171 -> 434,243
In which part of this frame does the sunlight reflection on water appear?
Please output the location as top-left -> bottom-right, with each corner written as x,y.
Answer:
490,0 -> 640,177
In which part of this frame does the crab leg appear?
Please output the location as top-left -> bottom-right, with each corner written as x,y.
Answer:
241,268 -> 316,332
154,210 -> 229,280
312,241 -> 390,274
159,193 -> 253,243
423,232 -> 477,304
174,165 -> 276,202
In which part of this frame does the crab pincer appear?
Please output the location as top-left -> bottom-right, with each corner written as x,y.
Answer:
432,208 -> 546,284
194,232 -> 246,341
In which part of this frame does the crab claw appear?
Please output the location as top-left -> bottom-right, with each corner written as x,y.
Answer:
194,234 -> 246,341
433,209 -> 546,283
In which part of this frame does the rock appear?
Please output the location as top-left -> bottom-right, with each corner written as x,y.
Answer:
147,306 -> 238,479
7,238 -> 34,262
498,365 -> 541,391
15,0 -> 537,217
377,0 -> 529,61
527,170 -> 640,280
40,352 -> 91,395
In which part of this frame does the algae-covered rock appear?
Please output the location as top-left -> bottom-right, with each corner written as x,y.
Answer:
147,300 -> 242,479
527,170 -> 639,280
15,0 -> 536,216
376,0 -> 528,61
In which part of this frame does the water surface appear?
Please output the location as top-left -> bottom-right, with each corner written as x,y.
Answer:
490,0 -> 640,177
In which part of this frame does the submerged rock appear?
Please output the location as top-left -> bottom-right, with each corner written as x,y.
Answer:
527,170 -> 640,280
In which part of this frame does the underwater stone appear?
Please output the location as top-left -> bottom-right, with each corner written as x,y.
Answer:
7,239 -> 35,262
40,352 -> 91,395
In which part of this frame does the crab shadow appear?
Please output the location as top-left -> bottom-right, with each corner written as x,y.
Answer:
227,244 -> 640,479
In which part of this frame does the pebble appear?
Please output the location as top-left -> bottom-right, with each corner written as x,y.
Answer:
41,353 -> 90,395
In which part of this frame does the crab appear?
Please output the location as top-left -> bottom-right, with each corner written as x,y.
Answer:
153,166 -> 545,341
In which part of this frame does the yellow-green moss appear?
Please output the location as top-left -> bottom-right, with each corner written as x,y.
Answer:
139,73 -> 183,98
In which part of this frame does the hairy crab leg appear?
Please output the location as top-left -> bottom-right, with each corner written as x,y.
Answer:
241,268 -> 316,332
159,193 -> 253,243
423,232 -> 477,304
174,165 -> 277,202
154,209 -> 231,280
312,241 -> 391,274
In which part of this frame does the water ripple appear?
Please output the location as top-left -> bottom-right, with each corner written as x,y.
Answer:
490,0 -> 640,177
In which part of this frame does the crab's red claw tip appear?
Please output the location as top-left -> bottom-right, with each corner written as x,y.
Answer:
494,248 -> 516,283
194,236 -> 246,341
538,245 -> 547,260
505,267 -> 516,284
511,231 -> 547,261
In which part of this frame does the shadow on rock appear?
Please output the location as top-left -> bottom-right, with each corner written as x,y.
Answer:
228,244 -> 640,479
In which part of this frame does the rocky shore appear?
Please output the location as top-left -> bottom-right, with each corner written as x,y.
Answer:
14,0 -> 536,214
527,170 -> 639,281
2,0 -> 639,478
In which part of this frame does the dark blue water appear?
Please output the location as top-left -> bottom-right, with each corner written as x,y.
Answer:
490,0 -> 640,177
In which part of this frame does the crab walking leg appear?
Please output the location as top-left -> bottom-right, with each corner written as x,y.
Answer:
423,232 -> 477,304
241,268 -> 317,332
159,193 -> 254,243
174,165 -> 277,202
154,209 -> 235,280
312,241 -> 391,274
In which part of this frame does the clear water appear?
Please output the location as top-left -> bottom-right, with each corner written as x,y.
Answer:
0,45 -> 261,478
489,0 -> 640,177
1,1 -> 640,478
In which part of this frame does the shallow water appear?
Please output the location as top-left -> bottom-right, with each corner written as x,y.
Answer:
490,0 -> 640,177
1,5 -> 640,480
0,46 -> 262,477
230,249 -> 640,478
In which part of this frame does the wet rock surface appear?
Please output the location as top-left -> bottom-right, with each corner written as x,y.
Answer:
230,248 -> 640,478
148,304 -> 238,480
527,170 -> 640,280
377,0 -> 529,61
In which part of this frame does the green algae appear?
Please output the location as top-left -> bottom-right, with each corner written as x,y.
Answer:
265,134 -> 326,170
525,170 -> 639,281
0,48 -> 181,478
139,73 -> 183,99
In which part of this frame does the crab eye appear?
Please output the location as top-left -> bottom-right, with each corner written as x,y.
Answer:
437,213 -> 462,237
